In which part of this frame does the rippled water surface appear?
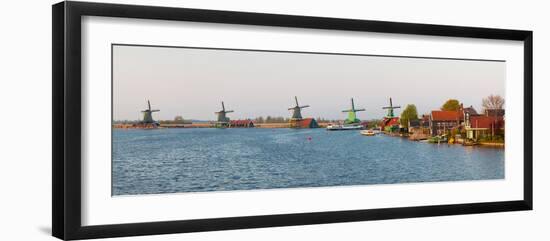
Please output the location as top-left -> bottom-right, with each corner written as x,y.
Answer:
112,128 -> 504,195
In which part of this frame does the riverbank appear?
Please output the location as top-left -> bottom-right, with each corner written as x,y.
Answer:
381,131 -> 505,148
113,124 -> 505,148
478,142 -> 505,147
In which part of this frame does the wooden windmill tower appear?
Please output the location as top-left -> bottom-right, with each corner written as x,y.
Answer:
215,101 -> 234,127
381,97 -> 401,132
288,96 -> 310,120
382,97 -> 401,118
342,98 -> 365,124
288,96 -> 310,128
141,100 -> 160,125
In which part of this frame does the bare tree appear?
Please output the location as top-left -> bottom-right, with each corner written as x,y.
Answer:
482,94 -> 505,110
482,94 -> 505,138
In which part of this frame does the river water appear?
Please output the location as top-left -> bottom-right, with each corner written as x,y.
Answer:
112,128 -> 504,195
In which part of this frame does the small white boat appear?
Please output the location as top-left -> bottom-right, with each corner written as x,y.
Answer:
360,130 -> 376,136
326,124 -> 363,131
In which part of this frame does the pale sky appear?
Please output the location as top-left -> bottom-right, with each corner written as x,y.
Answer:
112,44 -> 505,121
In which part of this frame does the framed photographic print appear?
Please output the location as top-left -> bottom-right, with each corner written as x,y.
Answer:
52,1 -> 533,240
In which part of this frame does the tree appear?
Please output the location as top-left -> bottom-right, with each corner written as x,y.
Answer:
367,119 -> 381,129
441,99 -> 461,111
173,115 -> 185,124
482,94 -> 505,110
400,104 -> 419,129
482,94 -> 505,138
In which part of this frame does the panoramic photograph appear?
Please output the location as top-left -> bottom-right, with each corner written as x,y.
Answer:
112,44 -> 506,196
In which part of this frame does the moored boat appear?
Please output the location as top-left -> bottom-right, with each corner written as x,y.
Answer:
326,124 -> 363,131
360,129 -> 376,136
428,134 -> 448,144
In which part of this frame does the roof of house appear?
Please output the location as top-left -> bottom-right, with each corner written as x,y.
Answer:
296,118 -> 317,128
470,116 -> 505,129
381,117 -> 400,127
485,109 -> 505,117
463,106 -> 478,116
408,119 -> 421,127
431,110 -> 462,121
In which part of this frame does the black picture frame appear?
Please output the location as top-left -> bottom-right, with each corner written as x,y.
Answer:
52,1 -> 533,240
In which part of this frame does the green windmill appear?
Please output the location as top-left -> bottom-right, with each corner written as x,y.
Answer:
342,98 -> 365,124
383,97 -> 401,118
141,100 -> 159,124
215,101 -> 234,127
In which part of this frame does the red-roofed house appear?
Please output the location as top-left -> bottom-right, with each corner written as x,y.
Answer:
291,118 -> 319,128
465,115 -> 504,139
429,110 -> 462,136
380,117 -> 400,132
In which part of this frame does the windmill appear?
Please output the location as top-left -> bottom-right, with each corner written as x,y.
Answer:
215,101 -> 234,125
382,97 -> 401,118
141,100 -> 159,124
288,96 -> 310,120
342,98 -> 365,124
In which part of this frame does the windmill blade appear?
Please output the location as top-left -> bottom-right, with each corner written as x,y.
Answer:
394,106 -> 401,109
382,107 -> 391,109
299,105 -> 310,109
147,100 -> 151,111
342,110 -> 352,113
221,101 -> 225,111
288,107 -> 295,110
351,98 -> 355,110
295,96 -> 299,106
226,110 -> 234,113
356,108 -> 366,111
389,97 -> 393,107
151,109 -> 160,112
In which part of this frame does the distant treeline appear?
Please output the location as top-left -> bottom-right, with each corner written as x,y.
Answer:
159,120 -> 192,124
253,116 -> 338,123
113,115 -> 192,124
113,120 -> 139,124
366,119 -> 381,128
114,119 -> 197,124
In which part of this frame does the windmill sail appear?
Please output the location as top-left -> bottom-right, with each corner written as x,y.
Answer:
289,96 -> 309,120
382,97 -> 401,118
216,101 -> 233,123
342,98 -> 365,124
141,100 -> 159,124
